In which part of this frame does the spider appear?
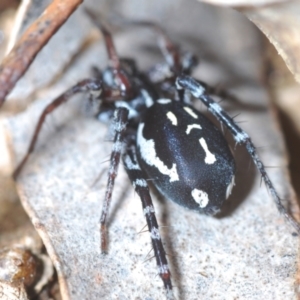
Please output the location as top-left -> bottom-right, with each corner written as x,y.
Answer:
13,12 -> 300,300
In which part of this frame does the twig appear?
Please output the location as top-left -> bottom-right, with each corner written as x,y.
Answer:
0,0 -> 83,107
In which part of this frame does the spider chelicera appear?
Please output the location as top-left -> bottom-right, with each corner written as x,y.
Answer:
13,12 -> 300,300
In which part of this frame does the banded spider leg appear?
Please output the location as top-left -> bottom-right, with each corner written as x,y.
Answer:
123,133 -> 173,298
13,78 -> 103,179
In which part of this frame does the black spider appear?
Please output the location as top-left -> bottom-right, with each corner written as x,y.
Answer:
13,13 -> 300,300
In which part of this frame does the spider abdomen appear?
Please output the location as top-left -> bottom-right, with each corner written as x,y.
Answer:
136,99 -> 235,214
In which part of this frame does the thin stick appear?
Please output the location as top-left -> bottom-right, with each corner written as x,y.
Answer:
0,0 -> 83,107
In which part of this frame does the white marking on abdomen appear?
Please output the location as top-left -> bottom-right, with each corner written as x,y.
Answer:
226,175 -> 235,199
186,124 -> 202,134
157,99 -> 171,104
166,111 -> 178,126
184,106 -> 198,119
199,138 -> 216,164
124,155 -> 141,170
137,124 -> 179,182
191,189 -> 209,208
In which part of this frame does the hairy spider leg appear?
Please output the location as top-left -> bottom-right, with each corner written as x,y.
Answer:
123,133 -> 174,300
138,23 -> 239,103
176,74 -> 300,233
128,20 -> 186,103
125,20 -> 239,108
131,21 -> 182,74
86,10 -> 135,99
100,107 -> 129,253
13,79 -> 102,179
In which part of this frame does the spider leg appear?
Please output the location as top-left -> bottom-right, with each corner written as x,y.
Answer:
195,79 -> 238,102
13,78 -> 102,179
100,107 -> 129,253
124,21 -> 197,103
176,74 -> 300,233
123,133 -> 174,300
86,10 -> 135,99
133,21 -> 181,74
129,21 -> 198,75
87,12 -> 120,70
119,19 -> 198,76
